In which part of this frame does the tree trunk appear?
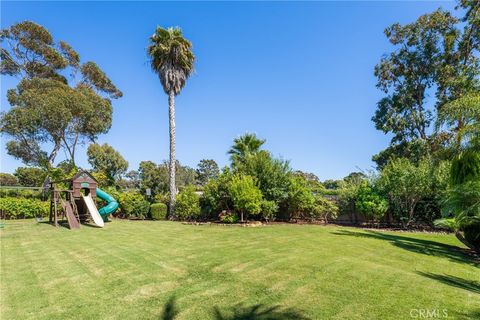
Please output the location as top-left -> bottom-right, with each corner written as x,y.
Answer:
168,90 -> 177,220
48,141 -> 61,167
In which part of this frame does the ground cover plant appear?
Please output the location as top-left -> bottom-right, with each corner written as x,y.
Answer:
1,220 -> 478,320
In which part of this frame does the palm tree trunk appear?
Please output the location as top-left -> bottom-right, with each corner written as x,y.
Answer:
168,90 -> 177,220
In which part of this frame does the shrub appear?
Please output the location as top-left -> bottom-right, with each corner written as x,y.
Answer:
355,183 -> 389,221
118,191 -> 150,219
154,193 -> 169,205
228,175 -> 263,221
285,175 -> 315,220
150,203 -> 167,220
0,189 -> 44,199
14,167 -> 46,187
200,168 -> 234,218
261,200 -> 278,221
175,186 -> 201,221
0,197 -> 49,219
313,196 -> 339,223
463,222 -> 480,252
219,211 -> 239,224
0,173 -> 18,186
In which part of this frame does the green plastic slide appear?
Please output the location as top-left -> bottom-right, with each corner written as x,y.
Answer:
96,188 -> 119,222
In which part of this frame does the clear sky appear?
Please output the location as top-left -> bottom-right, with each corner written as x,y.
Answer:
1,1 -> 456,180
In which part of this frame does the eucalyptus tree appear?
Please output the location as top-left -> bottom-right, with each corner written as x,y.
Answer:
0,21 -> 122,168
148,27 -> 195,218
372,2 -> 480,166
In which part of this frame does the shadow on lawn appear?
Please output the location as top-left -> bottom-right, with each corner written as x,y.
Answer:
416,271 -> 480,294
159,297 -> 309,320
331,230 -> 479,266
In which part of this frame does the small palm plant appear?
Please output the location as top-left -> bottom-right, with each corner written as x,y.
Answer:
148,27 -> 195,218
228,133 -> 266,166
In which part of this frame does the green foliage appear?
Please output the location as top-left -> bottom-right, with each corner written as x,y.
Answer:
0,173 -> 18,186
148,26 -> 195,95
373,3 -> 480,165
228,175 -> 263,221
0,21 -> 122,168
377,158 -> 435,225
436,92 -> 480,148
14,167 -> 46,187
0,188 -> 43,199
463,222 -> 480,252
118,191 -> 150,219
175,186 -> 201,221
450,149 -> 480,185
200,168 -> 234,218
234,150 -> 291,208
0,197 -> 49,219
261,200 -> 278,221
87,143 -> 128,186
322,179 -> 341,190
195,159 -> 219,186
150,203 -> 167,220
138,160 -> 196,197
228,133 -> 266,165
355,183 -> 389,221
219,212 -> 239,224
313,196 -> 339,223
286,175 -> 316,219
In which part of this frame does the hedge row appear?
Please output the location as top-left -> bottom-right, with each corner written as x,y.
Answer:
0,197 -> 49,219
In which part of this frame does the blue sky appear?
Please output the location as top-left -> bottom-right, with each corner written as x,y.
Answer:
1,1 -> 456,180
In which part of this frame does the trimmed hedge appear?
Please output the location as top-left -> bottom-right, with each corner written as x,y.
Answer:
0,197 -> 49,219
150,203 -> 167,220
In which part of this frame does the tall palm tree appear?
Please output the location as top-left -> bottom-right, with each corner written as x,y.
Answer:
148,27 -> 195,218
228,133 -> 266,165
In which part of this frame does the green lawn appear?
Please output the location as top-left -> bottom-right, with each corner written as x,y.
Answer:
1,220 -> 479,320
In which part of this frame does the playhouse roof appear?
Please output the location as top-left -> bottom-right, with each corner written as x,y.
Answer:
71,170 -> 97,182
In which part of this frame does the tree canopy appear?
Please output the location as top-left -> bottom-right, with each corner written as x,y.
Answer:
0,21 -> 122,168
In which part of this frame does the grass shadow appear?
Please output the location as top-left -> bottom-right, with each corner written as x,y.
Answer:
331,230 -> 479,266
213,304 -> 309,320
416,271 -> 480,294
158,299 -> 308,320
160,296 -> 179,320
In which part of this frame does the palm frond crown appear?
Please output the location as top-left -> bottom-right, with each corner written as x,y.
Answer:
148,27 -> 195,95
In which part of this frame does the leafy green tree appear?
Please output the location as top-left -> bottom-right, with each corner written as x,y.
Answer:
87,143 -> 128,186
228,133 -> 265,166
322,179 -> 341,190
313,196 -> 339,224
175,185 -> 201,221
138,160 -> 196,197
372,3 -> 480,166
337,174 -> 366,223
117,170 -> 141,190
0,173 -> 18,186
228,174 -> 263,222
355,182 -> 389,222
286,175 -> 316,220
373,10 -> 456,145
138,160 -> 168,197
377,158 -> 433,226
0,21 -> 122,168
200,167 -> 234,218
13,167 -> 46,187
148,26 -> 195,218
234,150 -> 291,210
195,159 -> 219,186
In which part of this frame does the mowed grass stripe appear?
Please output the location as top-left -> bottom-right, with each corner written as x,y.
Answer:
1,220 -> 478,319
